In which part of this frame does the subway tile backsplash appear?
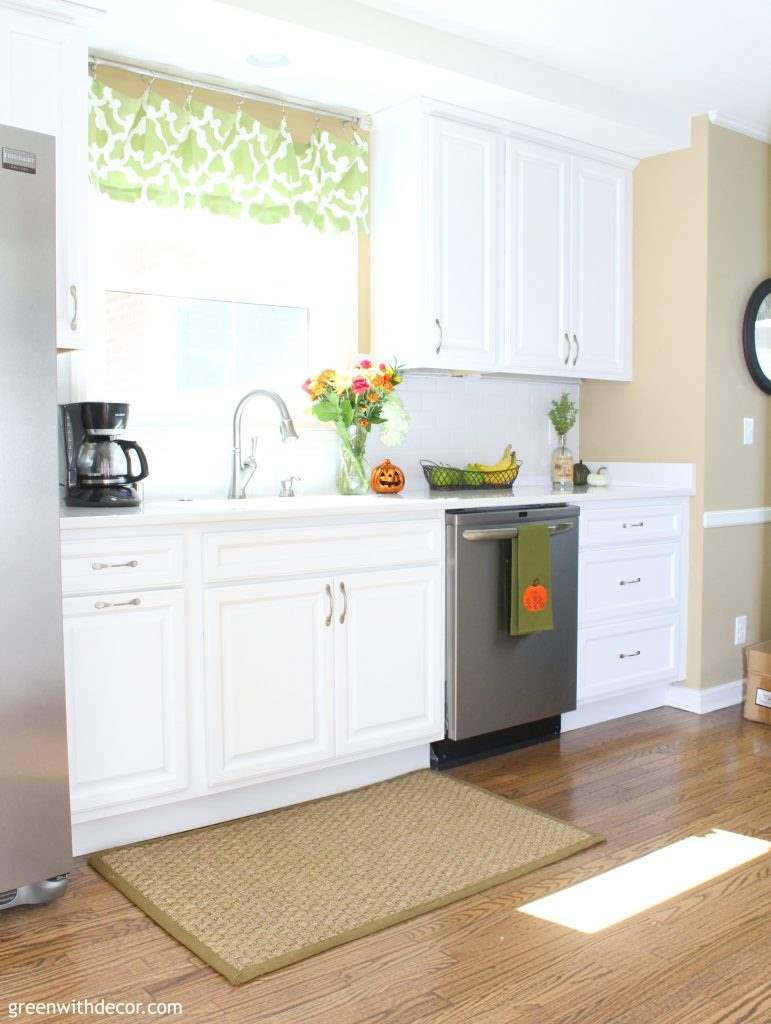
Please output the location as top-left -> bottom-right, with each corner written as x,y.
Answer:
366,372 -> 580,493
138,372 -> 580,500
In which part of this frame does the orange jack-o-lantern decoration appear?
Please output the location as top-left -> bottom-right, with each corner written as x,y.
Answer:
371,458 -> 405,494
522,579 -> 549,613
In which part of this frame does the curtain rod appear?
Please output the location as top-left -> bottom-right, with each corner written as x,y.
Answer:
88,54 -> 368,129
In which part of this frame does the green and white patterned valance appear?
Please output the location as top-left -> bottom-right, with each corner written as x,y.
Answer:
88,77 -> 368,233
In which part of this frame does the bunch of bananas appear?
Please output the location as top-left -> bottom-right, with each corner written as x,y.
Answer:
465,444 -> 518,484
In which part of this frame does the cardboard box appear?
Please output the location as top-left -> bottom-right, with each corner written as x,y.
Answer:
744,641 -> 771,725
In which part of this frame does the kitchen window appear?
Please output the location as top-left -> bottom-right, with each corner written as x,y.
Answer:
80,192 -> 359,497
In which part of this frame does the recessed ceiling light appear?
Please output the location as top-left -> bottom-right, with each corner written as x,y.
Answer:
246,51 -> 291,70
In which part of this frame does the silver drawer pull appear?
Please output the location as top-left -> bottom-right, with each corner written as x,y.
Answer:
339,581 -> 348,624
92,560 -> 139,570
435,317 -> 443,355
462,522 -> 574,543
324,584 -> 334,627
619,650 -> 641,659
94,598 -> 141,610
619,577 -> 641,586
622,522 -> 644,529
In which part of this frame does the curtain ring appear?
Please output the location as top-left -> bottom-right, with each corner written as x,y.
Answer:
141,74 -> 156,101
185,86 -> 195,111
236,94 -> 245,112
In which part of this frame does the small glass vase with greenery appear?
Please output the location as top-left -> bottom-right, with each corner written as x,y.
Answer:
548,392 -> 578,491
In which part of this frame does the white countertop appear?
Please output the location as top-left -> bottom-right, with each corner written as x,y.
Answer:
59,464 -> 694,530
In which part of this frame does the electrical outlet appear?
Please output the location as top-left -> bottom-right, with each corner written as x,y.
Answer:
743,418 -> 754,445
734,615 -> 747,646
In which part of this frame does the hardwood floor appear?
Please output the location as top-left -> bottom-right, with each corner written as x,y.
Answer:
1,707 -> 769,1023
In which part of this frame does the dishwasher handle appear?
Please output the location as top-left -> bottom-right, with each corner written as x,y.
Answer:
461,522 -> 575,542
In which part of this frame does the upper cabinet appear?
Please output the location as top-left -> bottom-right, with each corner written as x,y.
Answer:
0,3 -> 89,350
428,117 -> 501,371
371,101 -> 634,381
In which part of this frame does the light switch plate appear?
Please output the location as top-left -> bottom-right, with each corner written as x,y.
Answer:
734,615 -> 748,646
743,418 -> 754,445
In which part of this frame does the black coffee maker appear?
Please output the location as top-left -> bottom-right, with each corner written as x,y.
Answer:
62,402 -> 149,508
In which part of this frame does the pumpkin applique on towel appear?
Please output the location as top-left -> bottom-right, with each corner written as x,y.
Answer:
522,579 -> 549,613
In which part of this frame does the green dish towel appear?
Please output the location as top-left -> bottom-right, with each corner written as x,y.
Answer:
510,524 -> 554,636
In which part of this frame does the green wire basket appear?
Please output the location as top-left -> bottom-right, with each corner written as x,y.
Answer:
420,458 -> 522,491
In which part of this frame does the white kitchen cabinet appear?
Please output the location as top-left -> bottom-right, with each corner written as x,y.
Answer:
204,577 -> 335,787
0,4 -> 88,349
371,99 -> 634,380
203,565 -> 443,788
335,566 -> 444,756
428,116 -> 501,371
570,157 -> 630,378
503,139 -> 570,373
576,499 -> 687,708
63,588 -> 188,814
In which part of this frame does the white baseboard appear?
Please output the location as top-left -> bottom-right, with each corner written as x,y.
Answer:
666,679 -> 745,714
72,745 -> 430,856
561,686 -> 671,732
563,679 -> 745,734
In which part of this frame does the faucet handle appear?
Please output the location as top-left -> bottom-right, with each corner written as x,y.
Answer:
243,435 -> 258,469
279,475 -> 301,498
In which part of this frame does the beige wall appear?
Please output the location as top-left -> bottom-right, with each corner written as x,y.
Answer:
700,125 -> 771,685
582,117 -> 710,689
582,116 -> 771,690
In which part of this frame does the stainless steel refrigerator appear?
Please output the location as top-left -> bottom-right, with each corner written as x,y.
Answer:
0,124 -> 72,909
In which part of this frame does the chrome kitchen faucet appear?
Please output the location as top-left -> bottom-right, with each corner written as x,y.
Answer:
228,389 -> 299,499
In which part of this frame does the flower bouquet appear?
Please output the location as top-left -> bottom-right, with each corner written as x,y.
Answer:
303,359 -> 410,494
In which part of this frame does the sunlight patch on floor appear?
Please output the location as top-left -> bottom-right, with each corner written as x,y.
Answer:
518,829 -> 771,933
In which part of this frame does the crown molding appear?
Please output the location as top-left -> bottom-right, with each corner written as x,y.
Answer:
708,110 -> 770,144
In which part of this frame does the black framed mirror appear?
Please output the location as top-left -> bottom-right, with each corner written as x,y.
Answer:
742,278 -> 771,395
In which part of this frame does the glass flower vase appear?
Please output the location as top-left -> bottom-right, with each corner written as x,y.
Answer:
336,425 -> 370,496
551,435 -> 574,491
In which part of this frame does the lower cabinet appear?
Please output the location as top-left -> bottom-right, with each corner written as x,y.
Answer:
203,577 -> 335,787
203,564 -> 443,788
334,566 -> 443,756
62,588 -> 188,814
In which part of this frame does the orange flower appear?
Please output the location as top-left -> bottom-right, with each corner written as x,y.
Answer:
357,418 -> 370,428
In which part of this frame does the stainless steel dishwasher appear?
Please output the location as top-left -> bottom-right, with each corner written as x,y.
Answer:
432,503 -> 579,767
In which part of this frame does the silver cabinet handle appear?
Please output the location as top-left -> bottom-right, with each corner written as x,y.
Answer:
435,317 -> 443,355
94,598 -> 141,610
69,284 -> 78,332
92,560 -> 139,570
338,581 -> 348,624
619,650 -> 641,659
324,584 -> 334,627
563,332 -> 571,365
619,577 -> 641,586
622,521 -> 645,529
572,333 -> 579,366
462,522 -> 574,542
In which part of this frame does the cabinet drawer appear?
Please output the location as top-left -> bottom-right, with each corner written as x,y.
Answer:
203,519 -> 442,584
579,542 -> 679,624
580,504 -> 683,548
578,616 -> 679,702
61,534 -> 185,595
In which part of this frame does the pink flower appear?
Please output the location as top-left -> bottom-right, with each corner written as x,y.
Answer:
379,362 -> 386,371
358,359 -> 372,369
351,376 -> 370,394
302,378 -> 313,395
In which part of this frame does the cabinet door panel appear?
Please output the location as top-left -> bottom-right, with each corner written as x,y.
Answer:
571,157 -> 629,378
63,589 -> 187,814
0,10 -> 88,349
204,579 -> 334,787
504,140 -> 570,372
429,116 -> 500,369
335,567 -> 443,755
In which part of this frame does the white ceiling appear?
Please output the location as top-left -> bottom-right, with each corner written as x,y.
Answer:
357,0 -> 771,139
90,0 -> 771,157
